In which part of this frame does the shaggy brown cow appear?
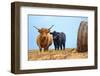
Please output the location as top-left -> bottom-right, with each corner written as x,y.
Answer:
33,25 -> 54,51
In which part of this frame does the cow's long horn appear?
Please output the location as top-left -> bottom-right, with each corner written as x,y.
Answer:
48,25 -> 54,30
33,26 -> 39,30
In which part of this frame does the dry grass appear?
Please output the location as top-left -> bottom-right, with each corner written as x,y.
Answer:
28,48 -> 88,61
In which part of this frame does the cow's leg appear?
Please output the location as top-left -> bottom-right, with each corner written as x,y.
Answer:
54,45 -> 57,50
39,48 -> 42,52
59,43 -> 62,50
44,47 -> 48,51
55,45 -> 59,50
55,43 -> 58,50
44,45 -> 49,51
63,43 -> 65,50
61,45 -> 62,50
58,41 -> 62,50
57,42 -> 60,50
59,45 -> 62,50
54,42 -> 57,50
54,46 -> 56,50
57,45 -> 59,50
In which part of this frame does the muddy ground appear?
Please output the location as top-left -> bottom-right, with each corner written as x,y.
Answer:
28,48 -> 88,61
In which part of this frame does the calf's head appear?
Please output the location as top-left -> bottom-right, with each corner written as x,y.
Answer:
50,31 -> 59,40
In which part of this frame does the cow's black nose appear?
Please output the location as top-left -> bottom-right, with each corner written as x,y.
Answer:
43,37 -> 46,39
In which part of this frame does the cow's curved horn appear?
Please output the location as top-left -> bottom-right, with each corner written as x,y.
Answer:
48,25 -> 54,30
33,26 -> 39,30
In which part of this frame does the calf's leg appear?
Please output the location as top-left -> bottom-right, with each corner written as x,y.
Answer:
62,43 -> 65,50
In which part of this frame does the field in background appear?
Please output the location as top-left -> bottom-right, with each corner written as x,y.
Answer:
28,48 -> 87,60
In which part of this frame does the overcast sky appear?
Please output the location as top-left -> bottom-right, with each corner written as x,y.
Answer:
28,15 -> 88,50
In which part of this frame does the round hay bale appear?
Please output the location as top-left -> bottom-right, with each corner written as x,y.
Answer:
77,21 -> 88,52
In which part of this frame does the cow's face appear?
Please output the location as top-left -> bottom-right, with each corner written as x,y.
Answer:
39,28 -> 50,40
33,25 -> 54,40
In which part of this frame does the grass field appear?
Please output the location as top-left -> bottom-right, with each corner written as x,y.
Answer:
28,48 -> 88,61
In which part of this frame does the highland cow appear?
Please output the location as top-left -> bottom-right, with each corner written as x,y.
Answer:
33,25 -> 54,51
